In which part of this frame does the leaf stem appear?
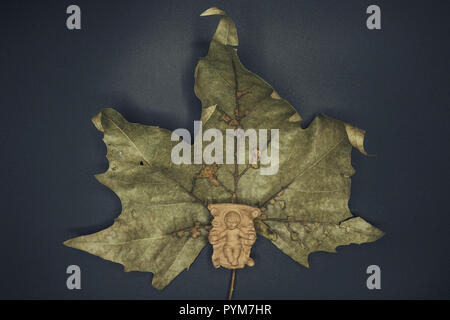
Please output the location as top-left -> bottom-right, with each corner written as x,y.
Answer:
231,57 -> 241,203
225,55 -> 244,301
228,269 -> 236,300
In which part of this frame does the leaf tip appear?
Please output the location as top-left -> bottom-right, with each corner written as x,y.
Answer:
288,112 -> 302,123
201,7 -> 238,47
91,112 -> 104,132
301,259 -> 310,268
200,104 -> 217,124
200,7 -> 226,17
344,123 -> 369,156
63,238 -> 79,249
151,278 -> 167,291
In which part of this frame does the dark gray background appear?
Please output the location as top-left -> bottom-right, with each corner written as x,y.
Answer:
1,0 -> 449,299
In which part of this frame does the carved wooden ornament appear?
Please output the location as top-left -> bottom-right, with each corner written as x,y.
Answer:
208,203 -> 261,269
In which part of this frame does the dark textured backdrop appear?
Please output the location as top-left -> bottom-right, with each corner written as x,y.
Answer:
0,0 -> 449,299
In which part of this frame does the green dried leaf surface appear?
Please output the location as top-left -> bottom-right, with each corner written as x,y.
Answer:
194,8 -> 383,266
64,109 -> 210,290
65,7 -> 383,289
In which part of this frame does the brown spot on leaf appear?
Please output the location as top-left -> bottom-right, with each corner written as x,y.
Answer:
191,228 -> 200,238
176,231 -> 185,238
290,231 -> 299,241
208,177 -> 220,186
236,89 -> 250,98
221,114 -> 231,123
197,165 -> 216,177
196,165 -> 221,187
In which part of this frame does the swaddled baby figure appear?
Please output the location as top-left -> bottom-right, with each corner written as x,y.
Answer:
208,204 -> 260,269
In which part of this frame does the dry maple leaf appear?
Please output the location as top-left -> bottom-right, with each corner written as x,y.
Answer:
64,7 -> 384,291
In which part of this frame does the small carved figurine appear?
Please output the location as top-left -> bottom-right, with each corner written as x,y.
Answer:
208,203 -> 260,269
